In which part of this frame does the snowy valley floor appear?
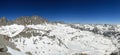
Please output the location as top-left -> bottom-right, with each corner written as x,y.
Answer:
0,23 -> 119,55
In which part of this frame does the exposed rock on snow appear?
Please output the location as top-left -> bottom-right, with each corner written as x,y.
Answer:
0,23 -> 118,55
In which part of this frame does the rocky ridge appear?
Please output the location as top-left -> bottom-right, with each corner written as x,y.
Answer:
0,16 -> 48,26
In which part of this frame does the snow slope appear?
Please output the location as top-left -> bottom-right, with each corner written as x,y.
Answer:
7,46 -> 27,55
0,23 -> 118,55
0,24 -> 25,37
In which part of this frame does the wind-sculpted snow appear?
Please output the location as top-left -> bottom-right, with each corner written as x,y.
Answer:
0,24 -> 118,55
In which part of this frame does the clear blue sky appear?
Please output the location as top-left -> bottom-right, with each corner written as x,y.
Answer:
0,0 -> 119,24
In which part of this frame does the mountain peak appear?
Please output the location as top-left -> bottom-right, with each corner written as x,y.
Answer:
0,16 -> 48,26
13,16 -> 47,25
0,17 -> 7,26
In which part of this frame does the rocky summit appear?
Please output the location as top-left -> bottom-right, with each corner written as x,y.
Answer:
0,17 -> 8,26
0,16 -> 119,55
0,16 -> 48,26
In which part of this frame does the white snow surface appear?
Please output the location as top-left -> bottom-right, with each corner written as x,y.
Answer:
0,24 -> 117,55
7,46 -> 27,55
0,24 -> 25,37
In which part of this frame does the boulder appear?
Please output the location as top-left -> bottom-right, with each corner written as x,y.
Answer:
0,52 -> 11,55
0,47 -> 8,52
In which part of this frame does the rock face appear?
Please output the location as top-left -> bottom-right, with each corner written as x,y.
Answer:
0,17 -> 7,26
0,52 -> 11,55
0,16 -> 48,26
11,16 -> 47,25
0,35 -> 11,55
0,47 -> 7,52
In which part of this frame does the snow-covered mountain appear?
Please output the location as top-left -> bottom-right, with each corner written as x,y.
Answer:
0,16 -> 119,55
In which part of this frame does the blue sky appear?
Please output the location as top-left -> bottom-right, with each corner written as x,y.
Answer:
0,0 -> 119,24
